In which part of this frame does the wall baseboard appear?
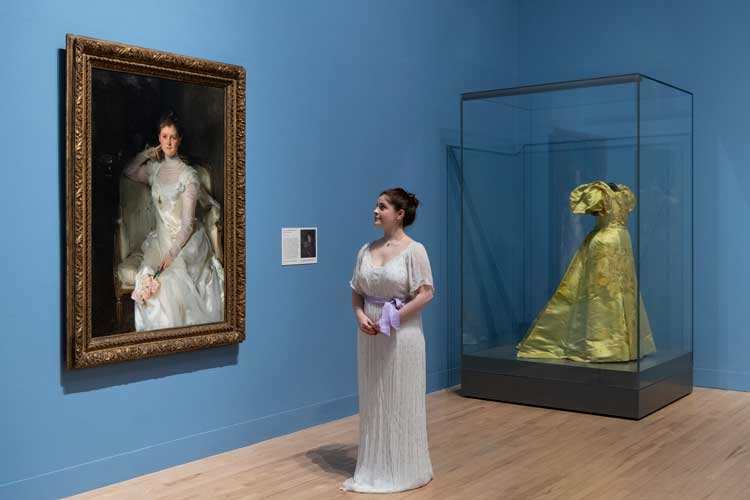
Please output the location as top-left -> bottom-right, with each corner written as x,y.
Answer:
694,368 -> 750,392
427,367 -> 460,393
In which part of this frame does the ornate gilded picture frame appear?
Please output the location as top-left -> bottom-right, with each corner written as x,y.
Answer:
65,34 -> 246,368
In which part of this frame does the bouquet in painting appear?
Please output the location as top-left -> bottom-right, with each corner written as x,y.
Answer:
131,272 -> 161,305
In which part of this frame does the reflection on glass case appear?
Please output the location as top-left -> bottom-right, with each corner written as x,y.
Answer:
456,75 -> 693,419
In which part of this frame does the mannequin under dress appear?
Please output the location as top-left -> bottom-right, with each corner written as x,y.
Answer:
517,181 -> 656,362
125,154 -> 225,331
343,240 -> 434,493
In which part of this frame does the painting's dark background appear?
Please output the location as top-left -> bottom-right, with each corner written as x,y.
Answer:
91,68 -> 225,336
301,229 -> 316,258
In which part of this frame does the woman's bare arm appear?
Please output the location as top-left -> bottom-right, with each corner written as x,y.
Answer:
397,285 -> 434,324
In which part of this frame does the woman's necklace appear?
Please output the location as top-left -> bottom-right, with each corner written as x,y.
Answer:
384,234 -> 406,247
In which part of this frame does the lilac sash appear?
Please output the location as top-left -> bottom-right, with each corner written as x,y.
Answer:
364,295 -> 406,336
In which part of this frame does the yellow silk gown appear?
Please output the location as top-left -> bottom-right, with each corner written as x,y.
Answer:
517,181 -> 656,363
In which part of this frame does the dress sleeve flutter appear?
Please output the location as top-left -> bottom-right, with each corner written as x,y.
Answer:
350,243 -> 369,296
406,242 -> 434,298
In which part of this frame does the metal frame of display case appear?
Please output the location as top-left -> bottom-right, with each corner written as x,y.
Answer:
459,74 -> 693,419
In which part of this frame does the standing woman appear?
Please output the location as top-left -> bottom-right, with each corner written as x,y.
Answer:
343,188 -> 435,493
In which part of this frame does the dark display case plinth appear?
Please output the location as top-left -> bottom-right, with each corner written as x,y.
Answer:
462,349 -> 692,419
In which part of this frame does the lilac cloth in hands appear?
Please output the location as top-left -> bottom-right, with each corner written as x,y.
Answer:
364,296 -> 405,336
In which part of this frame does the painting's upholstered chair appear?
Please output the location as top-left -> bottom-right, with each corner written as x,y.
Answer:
113,164 -> 222,327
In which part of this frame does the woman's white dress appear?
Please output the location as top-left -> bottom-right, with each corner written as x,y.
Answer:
131,156 -> 225,331
343,240 -> 434,493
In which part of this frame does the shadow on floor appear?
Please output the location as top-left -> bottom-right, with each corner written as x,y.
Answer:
305,444 -> 357,478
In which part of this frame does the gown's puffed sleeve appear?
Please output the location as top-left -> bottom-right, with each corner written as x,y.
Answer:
406,242 -> 434,298
570,181 -> 612,216
618,185 -> 637,213
350,243 -> 369,296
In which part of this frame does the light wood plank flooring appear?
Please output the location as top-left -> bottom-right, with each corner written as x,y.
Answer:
67,387 -> 750,500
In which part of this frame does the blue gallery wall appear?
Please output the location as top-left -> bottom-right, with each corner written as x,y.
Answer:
518,0 -> 750,391
0,1 -> 519,498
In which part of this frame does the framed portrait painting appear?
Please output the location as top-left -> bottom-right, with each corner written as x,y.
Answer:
65,34 -> 246,368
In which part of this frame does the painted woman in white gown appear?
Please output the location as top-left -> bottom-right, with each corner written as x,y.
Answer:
343,188 -> 434,493
124,112 -> 224,331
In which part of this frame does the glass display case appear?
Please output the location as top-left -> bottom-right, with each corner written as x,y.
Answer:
457,74 -> 693,419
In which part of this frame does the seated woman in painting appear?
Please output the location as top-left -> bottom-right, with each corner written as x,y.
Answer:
124,111 -> 224,331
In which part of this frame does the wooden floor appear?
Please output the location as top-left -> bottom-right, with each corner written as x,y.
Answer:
68,387 -> 750,500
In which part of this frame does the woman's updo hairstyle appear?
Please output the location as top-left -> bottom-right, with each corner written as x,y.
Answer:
158,110 -> 183,137
381,187 -> 420,227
